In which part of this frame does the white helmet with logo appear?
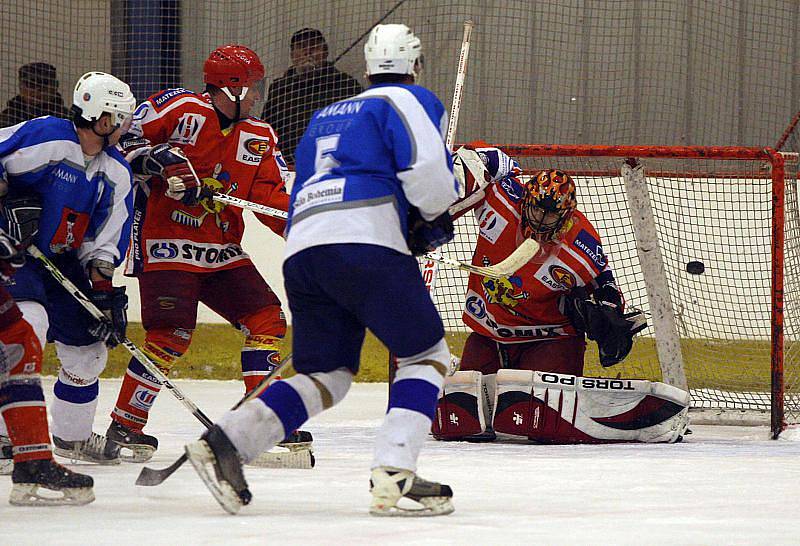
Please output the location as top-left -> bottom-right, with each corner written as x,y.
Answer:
72,71 -> 136,126
364,24 -> 422,77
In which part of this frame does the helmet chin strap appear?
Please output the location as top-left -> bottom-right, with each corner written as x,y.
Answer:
91,123 -> 116,149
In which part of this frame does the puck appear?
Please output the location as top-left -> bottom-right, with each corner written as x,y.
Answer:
686,261 -> 705,275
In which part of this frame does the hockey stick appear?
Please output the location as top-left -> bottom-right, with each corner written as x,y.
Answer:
167,147 -> 288,220
390,21 -> 475,385
423,238 -> 540,279
135,354 -> 299,487
330,0 -> 410,65
27,245 -> 215,430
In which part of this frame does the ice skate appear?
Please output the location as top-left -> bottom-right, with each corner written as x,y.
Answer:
249,429 -> 315,469
0,435 -> 12,475
369,467 -> 454,517
106,420 -> 158,463
185,425 -> 252,515
53,432 -> 121,465
9,458 -> 94,506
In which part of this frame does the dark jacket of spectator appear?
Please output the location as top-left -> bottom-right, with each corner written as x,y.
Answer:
0,62 -> 70,128
262,61 -> 362,164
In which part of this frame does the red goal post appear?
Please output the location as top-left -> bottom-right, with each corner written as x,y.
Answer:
435,144 -> 795,438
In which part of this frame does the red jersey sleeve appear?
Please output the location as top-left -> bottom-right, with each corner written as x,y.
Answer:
248,155 -> 289,236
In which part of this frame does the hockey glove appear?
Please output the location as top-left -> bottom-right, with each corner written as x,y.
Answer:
143,144 -> 204,206
0,229 -> 24,284
87,286 -> 128,348
407,207 -> 455,256
559,288 -> 647,367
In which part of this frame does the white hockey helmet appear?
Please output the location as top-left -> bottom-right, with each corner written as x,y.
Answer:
364,24 -> 422,78
72,72 -> 136,126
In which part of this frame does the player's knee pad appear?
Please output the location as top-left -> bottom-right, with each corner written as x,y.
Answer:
493,370 -> 689,443
237,305 -> 287,339
0,318 -> 43,391
432,370 -> 496,440
142,328 -> 193,371
394,338 -> 450,387
54,340 -> 107,387
279,367 -> 353,417
17,300 -> 48,348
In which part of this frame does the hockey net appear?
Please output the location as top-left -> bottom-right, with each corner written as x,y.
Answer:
432,145 -> 797,437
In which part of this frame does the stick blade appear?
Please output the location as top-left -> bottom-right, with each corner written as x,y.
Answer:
135,453 -> 188,487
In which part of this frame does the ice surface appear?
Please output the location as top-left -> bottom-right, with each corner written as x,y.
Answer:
2,378 -> 800,545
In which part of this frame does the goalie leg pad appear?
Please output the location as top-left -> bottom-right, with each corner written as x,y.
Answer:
526,372 -> 690,444
432,370 -> 496,440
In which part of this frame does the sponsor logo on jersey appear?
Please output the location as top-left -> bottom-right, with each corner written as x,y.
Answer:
169,113 -> 206,146
146,239 -> 249,269
245,138 -> 270,156
52,167 -> 78,185
152,88 -> 192,107
130,385 -> 158,411
535,261 -> 579,292
465,292 -> 566,339
547,265 -> 576,289
499,176 -> 523,202
316,100 -> 364,118
477,205 -> 508,243
293,178 -> 345,216
49,208 -> 90,254
574,229 -> 607,269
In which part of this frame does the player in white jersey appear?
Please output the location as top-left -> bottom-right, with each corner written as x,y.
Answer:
182,24 -> 460,516
0,72 -> 135,467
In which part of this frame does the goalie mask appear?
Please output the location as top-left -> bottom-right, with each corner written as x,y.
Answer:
521,170 -> 577,242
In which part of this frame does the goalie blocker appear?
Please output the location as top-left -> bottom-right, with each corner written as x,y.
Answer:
432,370 -> 689,444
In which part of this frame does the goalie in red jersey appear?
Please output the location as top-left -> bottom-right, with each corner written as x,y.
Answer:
105,44 -> 310,462
432,145 -> 689,444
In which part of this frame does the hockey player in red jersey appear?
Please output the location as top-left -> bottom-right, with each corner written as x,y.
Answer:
0,224 -> 93,505
433,146 -> 689,444
106,44 -> 309,461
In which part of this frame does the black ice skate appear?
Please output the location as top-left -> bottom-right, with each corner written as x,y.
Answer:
53,432 -> 121,465
10,458 -> 94,506
369,467 -> 454,517
106,420 -> 158,463
185,425 -> 252,515
0,435 -> 12,475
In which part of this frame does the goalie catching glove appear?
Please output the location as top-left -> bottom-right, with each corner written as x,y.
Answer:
407,207 -> 454,256
141,144 -> 206,206
559,285 -> 647,367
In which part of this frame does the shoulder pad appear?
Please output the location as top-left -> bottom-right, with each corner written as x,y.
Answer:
148,88 -> 196,109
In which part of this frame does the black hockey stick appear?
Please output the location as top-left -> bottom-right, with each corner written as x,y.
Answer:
330,0 -> 409,65
28,245 -> 215,429
135,354 -> 295,486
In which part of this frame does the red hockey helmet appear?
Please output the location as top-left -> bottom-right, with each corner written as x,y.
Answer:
521,169 -> 577,242
203,44 -> 265,99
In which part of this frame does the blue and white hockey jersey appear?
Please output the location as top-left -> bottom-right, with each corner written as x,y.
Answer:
286,83 -> 459,258
0,116 -> 133,266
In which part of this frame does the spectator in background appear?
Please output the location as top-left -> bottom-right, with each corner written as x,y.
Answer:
0,62 -> 70,128
262,28 -> 363,164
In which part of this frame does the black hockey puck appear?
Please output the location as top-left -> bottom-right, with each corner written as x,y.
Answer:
686,261 -> 705,275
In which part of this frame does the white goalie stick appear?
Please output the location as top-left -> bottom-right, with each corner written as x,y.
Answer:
167,147 -> 288,220
423,238 -> 541,279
